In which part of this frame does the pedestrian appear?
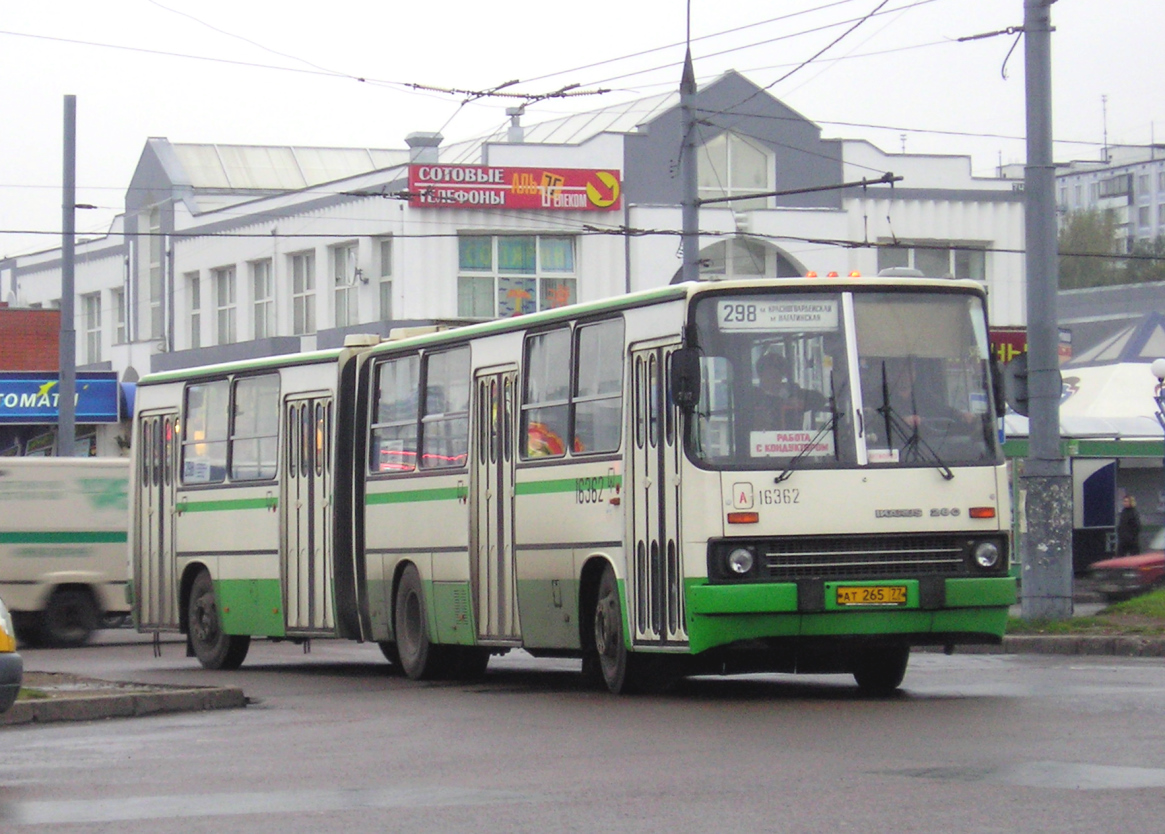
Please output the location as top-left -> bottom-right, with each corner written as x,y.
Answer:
1118,494 -> 1142,557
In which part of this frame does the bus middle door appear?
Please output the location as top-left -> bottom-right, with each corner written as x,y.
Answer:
282,396 -> 334,634
136,411 -> 179,628
629,343 -> 687,648
471,368 -> 519,643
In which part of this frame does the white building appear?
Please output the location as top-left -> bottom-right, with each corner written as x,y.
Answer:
1054,144 -> 1165,251
0,71 -> 1026,456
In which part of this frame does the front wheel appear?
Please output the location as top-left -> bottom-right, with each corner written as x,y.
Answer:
187,570 -> 250,670
591,565 -> 676,694
852,643 -> 909,695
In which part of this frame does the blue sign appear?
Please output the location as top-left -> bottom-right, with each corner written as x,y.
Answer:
0,372 -> 121,424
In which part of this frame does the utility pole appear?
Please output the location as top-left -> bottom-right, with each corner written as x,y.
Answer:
680,47 -> 699,284
58,94 -> 77,457
1020,0 -> 1072,619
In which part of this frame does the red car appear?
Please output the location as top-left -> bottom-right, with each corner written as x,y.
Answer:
1089,528 -> 1165,602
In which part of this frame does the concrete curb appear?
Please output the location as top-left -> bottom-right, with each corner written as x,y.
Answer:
1001,634 -> 1165,657
1,677 -> 246,727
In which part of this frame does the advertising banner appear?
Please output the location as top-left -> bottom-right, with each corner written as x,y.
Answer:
0,372 -> 121,424
408,164 -> 621,211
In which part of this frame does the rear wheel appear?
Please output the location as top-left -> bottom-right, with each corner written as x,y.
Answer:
394,564 -> 449,680
187,569 -> 250,670
42,587 -> 99,648
852,643 -> 909,695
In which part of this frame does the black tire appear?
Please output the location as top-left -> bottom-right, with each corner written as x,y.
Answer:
852,643 -> 910,695
187,569 -> 250,670
377,640 -> 404,675
42,587 -> 99,648
394,564 -> 448,680
592,565 -> 674,694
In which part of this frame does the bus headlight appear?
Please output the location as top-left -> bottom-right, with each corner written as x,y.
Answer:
972,541 -> 1001,570
726,547 -> 755,576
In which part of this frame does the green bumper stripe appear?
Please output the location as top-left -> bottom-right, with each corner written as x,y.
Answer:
689,576 -> 1016,616
0,531 -> 127,544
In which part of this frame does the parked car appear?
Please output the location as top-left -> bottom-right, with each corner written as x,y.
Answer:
1089,527 -> 1165,602
0,594 -> 23,713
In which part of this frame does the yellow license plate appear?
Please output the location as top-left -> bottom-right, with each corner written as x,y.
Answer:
835,585 -> 908,606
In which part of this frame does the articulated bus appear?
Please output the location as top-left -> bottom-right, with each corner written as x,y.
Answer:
130,276 -> 1016,694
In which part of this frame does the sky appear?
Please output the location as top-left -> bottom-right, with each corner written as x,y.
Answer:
0,0 -> 1160,260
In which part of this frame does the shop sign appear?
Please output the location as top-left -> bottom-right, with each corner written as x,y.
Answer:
0,372 -> 120,424
408,165 -> 621,211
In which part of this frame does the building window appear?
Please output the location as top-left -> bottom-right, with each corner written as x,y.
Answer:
1158,171 -> 1165,192
457,235 -> 576,318
333,243 -> 359,328
251,259 -> 274,340
148,207 -> 164,339
186,273 -> 201,350
82,292 -> 102,363
1138,174 -> 1151,197
112,288 -> 126,345
1139,205 -> 1152,229
698,131 -> 772,211
214,266 -> 237,345
378,238 -> 393,321
877,241 -> 986,282
291,251 -> 316,335
1158,204 -> 1165,226
700,238 -> 772,279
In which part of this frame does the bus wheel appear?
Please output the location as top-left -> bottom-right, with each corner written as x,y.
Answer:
593,565 -> 638,694
188,570 -> 250,670
394,564 -> 446,680
852,643 -> 909,695
378,641 -> 405,675
42,587 -> 99,648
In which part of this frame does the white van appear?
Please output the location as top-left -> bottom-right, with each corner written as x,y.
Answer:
0,457 -> 130,646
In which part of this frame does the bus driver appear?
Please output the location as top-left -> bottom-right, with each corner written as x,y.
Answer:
754,351 -> 825,431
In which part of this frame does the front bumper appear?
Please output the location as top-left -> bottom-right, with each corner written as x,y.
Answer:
685,576 -> 1016,654
0,652 -> 23,713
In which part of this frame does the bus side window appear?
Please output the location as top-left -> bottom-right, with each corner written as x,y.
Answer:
573,318 -> 624,454
370,355 -> 420,473
420,347 -> 469,470
521,328 -> 569,459
182,380 -> 229,484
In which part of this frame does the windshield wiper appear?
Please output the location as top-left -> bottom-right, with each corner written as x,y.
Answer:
775,373 -> 844,484
875,362 -> 954,481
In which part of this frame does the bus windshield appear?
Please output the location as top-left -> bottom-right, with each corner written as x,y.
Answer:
688,288 -> 998,471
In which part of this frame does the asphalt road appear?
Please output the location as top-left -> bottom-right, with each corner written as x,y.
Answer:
1,635 -> 1164,832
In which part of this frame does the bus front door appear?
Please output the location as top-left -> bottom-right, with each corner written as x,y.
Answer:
136,411 -> 179,629
471,369 -> 519,643
282,397 -> 334,634
629,344 -> 687,647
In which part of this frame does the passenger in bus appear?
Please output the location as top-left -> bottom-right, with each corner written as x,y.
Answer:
754,351 -> 826,431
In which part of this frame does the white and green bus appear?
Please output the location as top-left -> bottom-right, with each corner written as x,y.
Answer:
130,276 -> 1016,693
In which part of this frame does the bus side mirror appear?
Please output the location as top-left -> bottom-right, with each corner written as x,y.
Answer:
670,347 -> 702,411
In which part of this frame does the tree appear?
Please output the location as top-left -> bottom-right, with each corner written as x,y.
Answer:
1058,208 -> 1119,289
1125,235 -> 1165,284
